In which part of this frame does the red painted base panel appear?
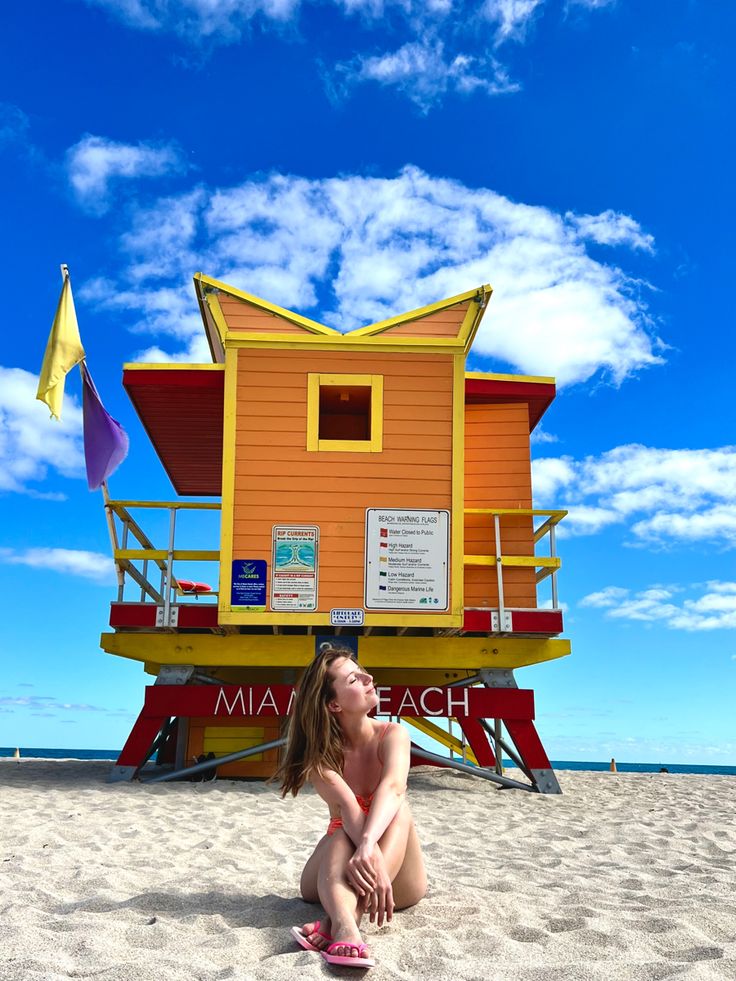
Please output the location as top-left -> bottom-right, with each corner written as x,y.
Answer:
116,683 -> 553,788
110,604 -> 563,634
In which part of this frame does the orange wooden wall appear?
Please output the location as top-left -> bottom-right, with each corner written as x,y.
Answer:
219,295 -> 308,334
380,302 -> 469,337
464,402 -> 536,608
232,348 -> 455,612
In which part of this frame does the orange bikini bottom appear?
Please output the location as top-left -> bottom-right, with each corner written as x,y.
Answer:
326,794 -> 373,836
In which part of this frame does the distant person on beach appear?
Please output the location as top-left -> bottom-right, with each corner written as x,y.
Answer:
276,643 -> 427,969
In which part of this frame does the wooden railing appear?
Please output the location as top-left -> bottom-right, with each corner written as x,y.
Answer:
464,508 -> 567,621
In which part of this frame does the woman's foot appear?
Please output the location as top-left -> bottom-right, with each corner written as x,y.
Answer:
300,918 -> 332,951
326,916 -> 370,960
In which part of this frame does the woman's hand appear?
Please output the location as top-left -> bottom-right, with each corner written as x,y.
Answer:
347,841 -> 378,897
366,848 -> 394,928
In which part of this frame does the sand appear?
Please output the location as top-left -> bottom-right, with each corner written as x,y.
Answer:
1,761 -> 735,981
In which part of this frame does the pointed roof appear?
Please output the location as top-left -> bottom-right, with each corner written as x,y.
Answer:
194,273 -> 492,360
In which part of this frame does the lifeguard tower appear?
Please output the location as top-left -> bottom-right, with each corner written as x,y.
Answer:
102,274 -> 569,792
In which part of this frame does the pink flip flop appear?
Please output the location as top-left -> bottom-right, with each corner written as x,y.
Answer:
290,922 -> 333,952
321,941 -> 375,968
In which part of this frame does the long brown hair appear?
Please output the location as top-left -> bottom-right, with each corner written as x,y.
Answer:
274,643 -> 356,798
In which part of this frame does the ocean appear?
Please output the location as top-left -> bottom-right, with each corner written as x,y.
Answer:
2,747 -> 735,775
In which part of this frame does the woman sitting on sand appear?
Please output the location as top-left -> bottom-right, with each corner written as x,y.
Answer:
276,643 -> 427,969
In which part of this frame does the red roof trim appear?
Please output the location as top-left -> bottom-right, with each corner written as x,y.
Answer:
123,368 -> 224,390
464,378 -> 556,432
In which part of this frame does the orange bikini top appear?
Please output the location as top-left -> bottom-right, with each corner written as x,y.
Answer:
349,722 -> 392,811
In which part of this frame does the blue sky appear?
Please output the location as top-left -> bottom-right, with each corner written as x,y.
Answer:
1,0 -> 734,764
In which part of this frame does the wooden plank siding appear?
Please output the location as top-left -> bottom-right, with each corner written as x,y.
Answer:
219,295 -> 313,334
231,348 -> 455,613
463,402 -> 537,609
379,302 -> 469,338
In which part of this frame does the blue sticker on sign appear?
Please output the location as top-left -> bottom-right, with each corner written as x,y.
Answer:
231,560 -> 267,609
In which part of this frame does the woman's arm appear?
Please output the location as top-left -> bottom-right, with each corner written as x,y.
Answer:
309,768 -> 367,845
348,724 -> 410,925
360,724 -> 410,847
310,768 -> 377,895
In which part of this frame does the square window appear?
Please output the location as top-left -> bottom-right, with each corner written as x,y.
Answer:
318,385 -> 371,441
307,374 -> 383,452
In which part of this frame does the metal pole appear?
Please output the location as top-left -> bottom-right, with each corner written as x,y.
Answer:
101,484 -> 125,602
121,520 -> 130,605
479,718 -> 535,783
145,736 -> 287,783
410,746 -> 536,792
550,524 -> 558,609
494,718 -> 503,775
163,508 -> 176,627
494,513 -> 505,626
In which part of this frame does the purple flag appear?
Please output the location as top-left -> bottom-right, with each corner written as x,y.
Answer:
81,361 -> 129,490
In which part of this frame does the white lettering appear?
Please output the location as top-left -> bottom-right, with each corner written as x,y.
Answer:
257,687 -> 278,715
397,688 -> 419,714
375,686 -> 391,715
214,687 -> 246,716
418,687 -> 444,716
447,686 -> 469,717
286,688 -> 296,714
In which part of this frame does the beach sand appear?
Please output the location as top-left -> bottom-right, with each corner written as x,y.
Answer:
1,761 -> 734,981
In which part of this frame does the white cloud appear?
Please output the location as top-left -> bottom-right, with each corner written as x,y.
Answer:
0,547 -> 113,584
579,585 -> 628,608
89,0 -> 300,37
66,135 -> 186,214
567,0 -> 615,8
482,0 -> 543,44
336,38 -> 519,111
534,444 -> 736,548
0,102 -> 30,148
579,582 -> 736,632
568,209 -> 655,253
83,166 -> 661,384
85,0 -> 613,109
0,694 -> 108,713
0,367 -> 84,497
530,427 -> 558,445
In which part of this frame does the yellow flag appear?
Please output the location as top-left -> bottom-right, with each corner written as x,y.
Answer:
36,274 -> 86,420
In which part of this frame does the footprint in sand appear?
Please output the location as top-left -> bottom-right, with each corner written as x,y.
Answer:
546,917 -> 587,933
508,926 -> 549,944
638,918 -> 676,934
665,946 -> 724,962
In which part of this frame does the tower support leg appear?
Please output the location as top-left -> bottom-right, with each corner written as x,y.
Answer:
108,664 -> 194,782
456,716 -> 496,769
480,667 -> 561,795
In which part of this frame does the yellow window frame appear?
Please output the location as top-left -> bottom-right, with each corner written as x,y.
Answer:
307,373 -> 384,453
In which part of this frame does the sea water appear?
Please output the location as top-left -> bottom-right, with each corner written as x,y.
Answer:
1,747 -> 734,775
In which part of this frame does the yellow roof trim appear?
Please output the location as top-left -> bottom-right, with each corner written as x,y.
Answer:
194,273 -> 340,336
123,363 -> 225,371
465,370 -> 556,385
226,334 -> 465,355
348,285 -> 491,338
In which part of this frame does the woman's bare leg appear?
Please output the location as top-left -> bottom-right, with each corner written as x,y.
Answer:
297,805 -> 426,955
375,802 -> 427,910
299,835 -> 336,950
313,830 -> 370,958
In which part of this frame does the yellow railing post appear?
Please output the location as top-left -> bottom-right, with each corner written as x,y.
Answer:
464,508 -> 568,615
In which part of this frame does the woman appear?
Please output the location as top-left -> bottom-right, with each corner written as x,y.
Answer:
276,644 -> 427,968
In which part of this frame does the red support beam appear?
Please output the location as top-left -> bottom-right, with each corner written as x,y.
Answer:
503,719 -> 553,771
117,710 -> 167,768
457,717 -> 496,768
